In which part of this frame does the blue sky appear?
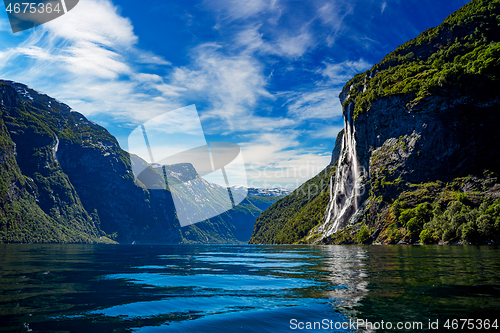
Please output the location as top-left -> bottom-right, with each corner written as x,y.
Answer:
0,0 -> 470,188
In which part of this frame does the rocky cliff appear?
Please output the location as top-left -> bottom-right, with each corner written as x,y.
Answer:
0,80 -> 183,243
251,0 -> 500,245
0,80 -> 279,244
0,82 -> 102,243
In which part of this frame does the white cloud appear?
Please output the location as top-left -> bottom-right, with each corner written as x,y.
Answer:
234,25 -> 267,53
241,131 -> 331,188
135,51 -> 171,66
276,31 -> 315,58
316,0 -> 353,46
320,59 -> 372,85
0,0 -> 176,122
133,73 -> 163,83
206,0 -> 280,26
172,44 -> 271,105
46,0 -> 137,47
155,83 -> 188,97
381,1 -> 387,14
169,43 -> 293,133
285,88 -> 343,120
64,41 -> 131,79
242,132 -> 299,168
233,24 -> 315,58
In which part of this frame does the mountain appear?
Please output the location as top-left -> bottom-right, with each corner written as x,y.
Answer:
248,130 -> 343,245
248,164 -> 336,244
0,80 -> 279,244
152,163 -> 284,244
250,0 -> 500,245
230,186 -> 292,197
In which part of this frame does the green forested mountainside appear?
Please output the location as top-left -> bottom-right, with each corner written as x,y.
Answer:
345,0 -> 500,119
0,82 -> 107,243
248,165 -> 336,244
0,80 -> 277,244
250,0 -> 500,245
389,179 -> 500,244
246,195 -> 284,211
327,173 -> 500,245
335,0 -> 500,245
182,196 -> 280,244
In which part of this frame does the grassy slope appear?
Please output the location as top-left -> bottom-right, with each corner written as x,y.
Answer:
248,165 -> 336,244
345,0 -> 500,119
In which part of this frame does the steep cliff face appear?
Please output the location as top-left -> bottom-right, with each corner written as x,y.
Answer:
0,82 -> 104,243
0,80 -> 183,243
316,81 -> 500,242
314,0 -> 500,244
250,0 -> 500,245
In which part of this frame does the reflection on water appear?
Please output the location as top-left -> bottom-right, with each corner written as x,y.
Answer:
322,247 -> 369,317
355,246 -> 500,328
0,244 -> 499,332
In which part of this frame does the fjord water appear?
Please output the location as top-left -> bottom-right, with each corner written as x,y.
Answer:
0,245 -> 499,332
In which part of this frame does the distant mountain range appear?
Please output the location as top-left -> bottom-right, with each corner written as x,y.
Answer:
230,186 -> 292,197
0,80 -> 284,244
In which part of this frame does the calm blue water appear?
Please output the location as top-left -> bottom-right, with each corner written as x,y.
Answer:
0,245 -> 499,332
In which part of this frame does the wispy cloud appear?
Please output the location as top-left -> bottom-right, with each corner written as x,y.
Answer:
233,24 -> 315,59
0,0 -> 387,188
316,0 -> 354,46
169,43 -> 294,134
0,0 -> 177,123
206,0 -> 280,27
285,89 -> 343,120
172,43 -> 272,106
320,59 -> 372,85
276,31 -> 315,58
381,1 -> 388,14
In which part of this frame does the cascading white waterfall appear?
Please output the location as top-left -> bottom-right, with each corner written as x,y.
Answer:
321,106 -> 364,236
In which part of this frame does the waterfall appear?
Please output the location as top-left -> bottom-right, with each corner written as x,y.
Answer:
320,103 -> 365,236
